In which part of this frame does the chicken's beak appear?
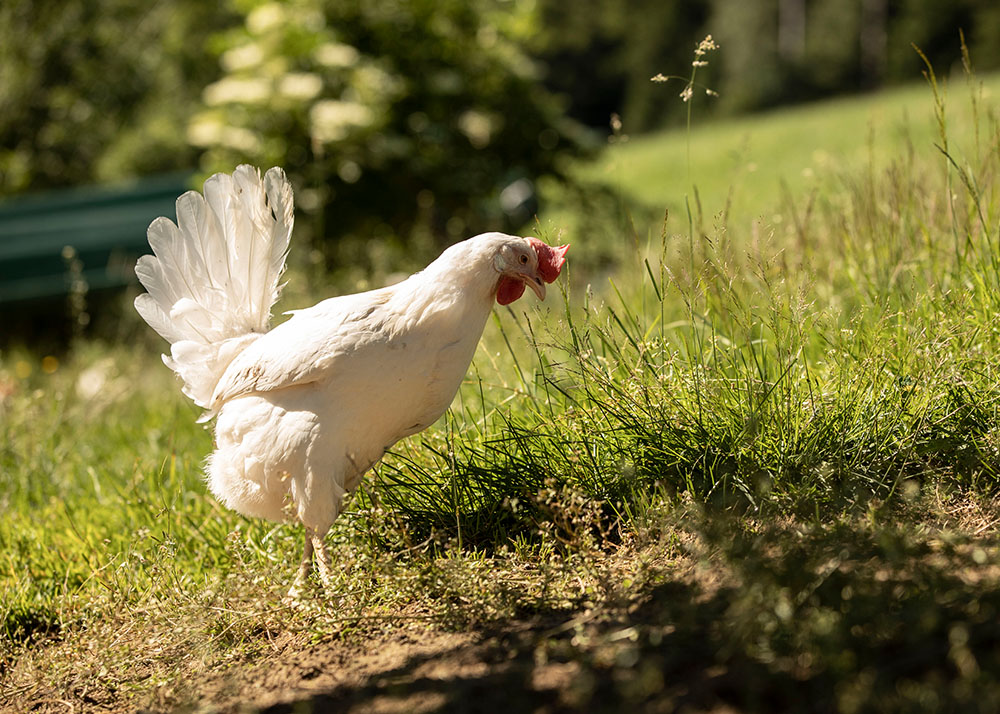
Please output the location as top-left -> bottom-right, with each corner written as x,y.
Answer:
526,274 -> 546,300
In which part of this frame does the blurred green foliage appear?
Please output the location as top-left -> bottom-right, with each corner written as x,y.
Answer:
531,0 -> 711,132
0,0 -> 587,258
0,0 -> 233,194
192,0 -> 588,257
3,0 -> 999,255
533,0 -> 1000,132
710,0 -> 1000,114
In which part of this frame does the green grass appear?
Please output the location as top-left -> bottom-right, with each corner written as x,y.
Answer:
576,70 -> 1000,231
392,68 -> 1000,538
4,62 -> 1000,711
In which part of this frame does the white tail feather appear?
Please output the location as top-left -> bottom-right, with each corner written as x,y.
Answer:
135,165 -> 294,413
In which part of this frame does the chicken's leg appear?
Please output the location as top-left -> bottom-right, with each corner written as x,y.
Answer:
310,529 -> 334,588
286,528 -> 333,599
286,532 -> 315,600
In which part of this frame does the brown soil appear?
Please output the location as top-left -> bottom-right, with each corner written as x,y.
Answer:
8,509 -> 1000,714
3,615 -> 629,714
188,623 -> 570,714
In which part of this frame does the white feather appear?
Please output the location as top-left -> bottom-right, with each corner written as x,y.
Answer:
134,165 -> 295,407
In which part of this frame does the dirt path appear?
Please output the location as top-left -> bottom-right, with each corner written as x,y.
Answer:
10,517 -> 1000,713
197,625 -> 567,714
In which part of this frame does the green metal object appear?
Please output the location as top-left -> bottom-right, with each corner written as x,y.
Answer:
0,173 -> 192,304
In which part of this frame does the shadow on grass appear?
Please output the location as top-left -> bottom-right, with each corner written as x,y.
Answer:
259,517 -> 1000,713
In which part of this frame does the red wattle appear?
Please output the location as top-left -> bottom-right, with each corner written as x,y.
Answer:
496,276 -> 526,305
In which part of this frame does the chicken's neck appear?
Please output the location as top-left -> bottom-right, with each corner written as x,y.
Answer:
402,250 -> 499,309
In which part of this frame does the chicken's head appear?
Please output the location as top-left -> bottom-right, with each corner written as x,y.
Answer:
494,236 -> 570,305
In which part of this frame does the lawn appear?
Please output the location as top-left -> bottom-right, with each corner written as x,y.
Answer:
576,67 -> 1000,234
3,65 -> 1000,712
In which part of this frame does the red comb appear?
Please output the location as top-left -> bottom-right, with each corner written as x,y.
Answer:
526,237 -> 570,283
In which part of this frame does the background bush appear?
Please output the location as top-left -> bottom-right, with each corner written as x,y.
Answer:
0,0 -> 232,194
188,0 -> 589,262
3,0 -> 1000,255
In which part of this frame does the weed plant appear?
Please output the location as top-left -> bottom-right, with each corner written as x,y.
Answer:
365,57 -> 1000,547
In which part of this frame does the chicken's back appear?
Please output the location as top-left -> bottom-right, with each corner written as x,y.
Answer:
207,277 -> 494,533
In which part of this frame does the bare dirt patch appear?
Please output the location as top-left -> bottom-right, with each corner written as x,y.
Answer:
7,514 -> 1000,714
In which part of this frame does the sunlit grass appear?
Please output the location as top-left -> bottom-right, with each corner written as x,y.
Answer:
393,63 -> 1000,544
4,57 -> 1000,711
554,71 -> 1000,244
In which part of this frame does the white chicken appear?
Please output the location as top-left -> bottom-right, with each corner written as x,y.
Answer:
134,165 -> 568,593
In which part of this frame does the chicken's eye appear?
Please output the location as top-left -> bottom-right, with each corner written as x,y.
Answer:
519,254 -> 528,264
